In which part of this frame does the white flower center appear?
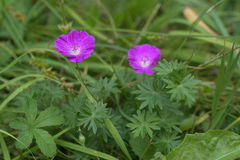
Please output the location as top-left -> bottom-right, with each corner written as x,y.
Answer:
71,45 -> 81,55
140,56 -> 150,67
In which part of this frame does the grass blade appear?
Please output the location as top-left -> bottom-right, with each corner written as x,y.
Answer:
0,129 -> 36,160
0,77 -> 44,112
55,139 -> 119,160
0,134 -> 11,160
65,6 -> 113,43
104,119 -> 132,160
0,74 -> 44,90
0,53 -> 29,74
1,5 -> 25,49
41,0 -> 62,20
210,44 -> 240,129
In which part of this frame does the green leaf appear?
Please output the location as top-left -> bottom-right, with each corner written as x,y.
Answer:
89,77 -> 119,100
127,110 -> 160,138
34,107 -> 64,128
24,98 -> 38,122
104,118 -> 132,160
167,130 -> 240,160
166,75 -> 201,106
154,59 -> 200,106
78,102 -> 109,134
15,131 -> 33,149
133,78 -> 173,111
61,96 -> 86,127
9,117 -> 28,130
154,132 -> 181,154
154,59 -> 186,77
33,129 -> 56,158
129,135 -> 156,160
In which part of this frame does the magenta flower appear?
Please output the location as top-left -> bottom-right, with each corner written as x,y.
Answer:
54,29 -> 95,63
128,44 -> 161,74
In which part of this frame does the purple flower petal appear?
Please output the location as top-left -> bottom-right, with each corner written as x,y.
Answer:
54,29 -> 95,63
128,44 -> 161,74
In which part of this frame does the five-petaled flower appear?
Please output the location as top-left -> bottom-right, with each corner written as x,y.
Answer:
128,44 -> 161,74
54,29 -> 95,63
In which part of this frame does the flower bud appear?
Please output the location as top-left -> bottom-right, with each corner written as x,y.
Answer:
79,134 -> 85,145
57,22 -> 72,33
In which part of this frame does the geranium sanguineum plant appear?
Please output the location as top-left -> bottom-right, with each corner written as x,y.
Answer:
54,29 -> 132,160
128,44 -> 161,74
54,29 -> 95,62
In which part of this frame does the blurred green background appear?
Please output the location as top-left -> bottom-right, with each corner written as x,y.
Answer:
1,0 -> 240,69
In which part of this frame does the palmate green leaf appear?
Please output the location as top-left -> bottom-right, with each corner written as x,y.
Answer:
133,78 -> 173,111
89,77 -> 119,100
36,81 -> 66,104
166,75 -> 201,106
15,130 -> 33,149
167,130 -> 240,160
17,81 -> 66,106
154,59 -> 187,77
9,97 -> 64,157
153,59 -> 200,107
154,132 -> 181,154
127,110 -> 160,138
78,102 -> 110,134
24,98 -> 38,122
61,95 -> 86,127
33,129 -> 56,158
34,107 -> 64,128
9,117 -> 28,130
158,108 -> 182,133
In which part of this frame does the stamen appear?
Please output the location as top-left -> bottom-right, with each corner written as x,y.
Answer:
71,45 -> 80,55
140,56 -> 150,67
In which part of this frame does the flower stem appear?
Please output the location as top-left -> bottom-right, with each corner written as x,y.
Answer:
61,0 -> 66,26
75,63 -> 97,104
140,138 -> 151,160
73,63 -> 132,160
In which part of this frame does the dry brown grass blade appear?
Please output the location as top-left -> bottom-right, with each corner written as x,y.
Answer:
183,7 -> 217,35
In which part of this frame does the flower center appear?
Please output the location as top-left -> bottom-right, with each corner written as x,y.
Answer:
71,45 -> 80,55
140,56 -> 150,67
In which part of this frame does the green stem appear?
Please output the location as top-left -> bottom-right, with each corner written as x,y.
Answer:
72,63 -> 132,160
53,126 -> 72,139
74,63 -> 97,104
139,138 -> 151,160
224,117 -> 240,131
61,0 -> 66,26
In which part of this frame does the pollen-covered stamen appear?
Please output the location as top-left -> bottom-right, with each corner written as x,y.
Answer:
71,44 -> 81,55
140,56 -> 150,67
